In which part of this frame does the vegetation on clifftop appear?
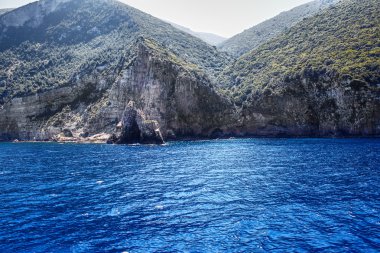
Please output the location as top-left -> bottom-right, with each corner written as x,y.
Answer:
219,0 -> 380,104
0,0 -> 230,103
218,0 -> 337,57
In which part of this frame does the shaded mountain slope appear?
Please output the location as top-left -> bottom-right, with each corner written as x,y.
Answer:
219,0 -> 380,136
219,0 -> 338,57
0,8 -> 13,16
193,32 -> 226,46
169,22 -> 226,46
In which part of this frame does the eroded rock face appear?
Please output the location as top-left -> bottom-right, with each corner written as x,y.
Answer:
239,74 -> 380,137
103,40 -> 237,140
108,101 -> 164,144
1,37 -> 377,143
0,39 -> 236,143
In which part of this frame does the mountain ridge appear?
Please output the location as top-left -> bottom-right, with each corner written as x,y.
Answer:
0,0 -> 231,101
219,0 -> 339,56
0,0 -> 379,143
0,8 -> 13,16
168,22 -> 227,46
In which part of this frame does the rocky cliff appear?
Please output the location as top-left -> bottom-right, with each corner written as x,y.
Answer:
235,74 -> 380,137
0,0 -> 379,144
219,0 -> 380,137
0,39 -> 236,143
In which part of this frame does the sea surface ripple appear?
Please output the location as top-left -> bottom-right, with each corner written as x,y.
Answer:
0,139 -> 379,252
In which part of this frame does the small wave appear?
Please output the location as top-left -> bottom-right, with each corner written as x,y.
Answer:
155,204 -> 164,210
71,242 -> 92,253
108,207 -> 121,216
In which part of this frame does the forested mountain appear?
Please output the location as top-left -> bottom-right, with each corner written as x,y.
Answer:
219,0 -> 380,136
0,0 -> 233,143
169,22 -> 227,46
0,0 -> 378,143
0,8 -> 13,16
219,0 -> 338,56
0,0 -> 230,100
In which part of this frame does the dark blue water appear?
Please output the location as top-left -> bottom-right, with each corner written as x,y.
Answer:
0,139 -> 379,253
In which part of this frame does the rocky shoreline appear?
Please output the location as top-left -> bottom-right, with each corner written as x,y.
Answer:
7,133 -> 380,145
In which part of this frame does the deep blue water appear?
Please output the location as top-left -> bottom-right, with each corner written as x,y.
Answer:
0,139 -> 379,253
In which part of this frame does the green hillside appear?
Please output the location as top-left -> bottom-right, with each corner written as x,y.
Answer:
220,0 -> 380,104
0,0 -> 230,102
219,0 -> 338,57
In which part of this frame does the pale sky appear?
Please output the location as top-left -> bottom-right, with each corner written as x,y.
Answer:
0,0 -> 312,37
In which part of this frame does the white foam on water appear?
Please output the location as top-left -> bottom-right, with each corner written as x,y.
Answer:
108,207 -> 121,216
154,204 -> 164,210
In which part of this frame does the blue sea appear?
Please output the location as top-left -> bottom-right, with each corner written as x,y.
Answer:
0,139 -> 379,252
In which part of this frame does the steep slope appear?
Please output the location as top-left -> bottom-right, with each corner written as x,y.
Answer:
219,0 -> 380,136
0,0 -> 235,142
169,22 -> 226,46
0,0 -> 379,142
0,8 -> 13,16
0,0 -> 230,102
0,38 -> 236,142
219,0 -> 338,57
194,32 -> 226,47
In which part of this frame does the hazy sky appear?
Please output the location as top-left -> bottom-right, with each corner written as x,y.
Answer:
0,0 -> 312,37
